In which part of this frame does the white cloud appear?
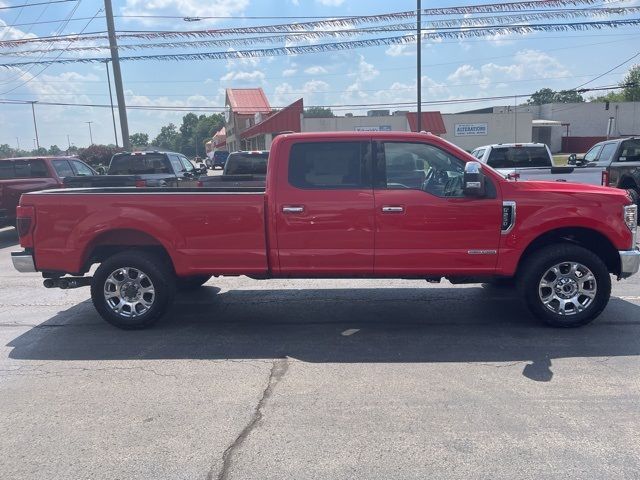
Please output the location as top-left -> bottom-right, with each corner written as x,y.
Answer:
385,44 -> 414,57
220,70 -> 266,83
272,80 -> 330,106
0,18 -> 37,41
282,68 -> 297,77
316,0 -> 345,5
304,66 -> 328,75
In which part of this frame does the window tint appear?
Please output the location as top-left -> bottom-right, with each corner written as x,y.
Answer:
109,154 -> 172,175
179,156 -> 195,173
0,162 -> 13,179
486,146 -> 550,169
617,140 -> 640,162
289,142 -> 369,189
5,159 -> 49,178
380,142 -> 465,197
168,155 -> 184,174
583,144 -> 603,163
598,143 -> 617,164
224,152 -> 269,175
52,159 -> 74,178
71,160 -> 94,176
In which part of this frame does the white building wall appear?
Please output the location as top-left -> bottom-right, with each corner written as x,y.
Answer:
441,113 -> 532,151
302,115 -> 408,132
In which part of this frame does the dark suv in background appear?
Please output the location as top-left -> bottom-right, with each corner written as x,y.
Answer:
205,150 -> 230,170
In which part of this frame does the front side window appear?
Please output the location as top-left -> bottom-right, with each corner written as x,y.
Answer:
52,159 -> 74,178
288,142 -> 370,189
179,156 -> 195,173
583,144 -> 603,163
379,142 -> 465,198
70,160 -> 94,176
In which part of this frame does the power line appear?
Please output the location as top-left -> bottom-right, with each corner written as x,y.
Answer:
574,50 -> 640,89
0,0 -> 76,9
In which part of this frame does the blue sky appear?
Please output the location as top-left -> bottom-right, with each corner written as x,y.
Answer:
1,0 -> 639,149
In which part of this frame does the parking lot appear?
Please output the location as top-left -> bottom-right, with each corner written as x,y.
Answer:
1,225 -> 639,479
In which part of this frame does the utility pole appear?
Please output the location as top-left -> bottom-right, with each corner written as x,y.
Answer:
16,137 -> 20,150
30,101 -> 40,149
416,0 -> 422,132
86,121 -> 94,145
104,60 -> 119,147
67,134 -> 71,149
104,0 -> 130,150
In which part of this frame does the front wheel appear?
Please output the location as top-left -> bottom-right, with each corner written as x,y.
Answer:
519,244 -> 611,327
91,251 -> 176,329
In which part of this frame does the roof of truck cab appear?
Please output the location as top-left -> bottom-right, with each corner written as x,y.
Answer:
0,156 -> 79,161
276,131 -> 441,140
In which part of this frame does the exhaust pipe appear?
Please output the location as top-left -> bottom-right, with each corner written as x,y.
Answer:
43,277 -> 92,289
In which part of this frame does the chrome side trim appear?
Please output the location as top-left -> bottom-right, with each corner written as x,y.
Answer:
619,249 -> 640,279
501,200 -> 517,234
11,251 -> 36,273
468,250 -> 497,255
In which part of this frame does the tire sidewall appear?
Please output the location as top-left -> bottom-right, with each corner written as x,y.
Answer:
91,251 -> 175,329
521,245 -> 611,327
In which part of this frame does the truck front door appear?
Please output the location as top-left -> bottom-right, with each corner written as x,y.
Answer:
275,140 -> 374,275
372,140 -> 502,276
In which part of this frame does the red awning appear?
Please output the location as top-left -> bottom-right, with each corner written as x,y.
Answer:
406,112 -> 446,134
241,98 -> 303,139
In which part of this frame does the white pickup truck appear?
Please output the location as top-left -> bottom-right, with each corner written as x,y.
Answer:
470,143 -> 603,185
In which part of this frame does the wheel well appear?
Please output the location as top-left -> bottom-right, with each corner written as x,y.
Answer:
517,227 -> 621,277
82,229 -> 174,273
619,176 -> 638,190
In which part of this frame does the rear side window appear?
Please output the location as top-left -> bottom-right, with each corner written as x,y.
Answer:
109,154 -> 172,175
0,159 -> 49,179
225,152 -> 268,175
52,160 -> 74,177
288,142 -> 369,189
617,140 -> 640,162
487,146 -> 550,169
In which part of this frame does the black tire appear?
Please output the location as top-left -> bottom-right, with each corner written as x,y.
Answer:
177,275 -> 211,291
91,250 -> 176,330
518,244 -> 611,327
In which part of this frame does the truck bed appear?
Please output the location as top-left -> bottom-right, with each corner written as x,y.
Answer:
21,187 -> 268,276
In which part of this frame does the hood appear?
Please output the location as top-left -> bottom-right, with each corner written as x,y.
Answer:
507,179 -> 632,200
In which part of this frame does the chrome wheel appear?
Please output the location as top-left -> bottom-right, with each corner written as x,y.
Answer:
538,262 -> 597,316
103,267 -> 155,318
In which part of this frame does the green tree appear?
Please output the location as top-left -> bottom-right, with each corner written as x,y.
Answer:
304,106 -> 335,117
589,90 -> 625,103
527,88 -> 584,105
78,144 -> 123,167
621,64 -> 640,101
48,145 -> 62,156
152,123 -> 180,151
0,144 -> 15,159
129,132 -> 149,148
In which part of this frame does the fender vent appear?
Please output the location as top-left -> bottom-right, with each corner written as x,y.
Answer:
502,201 -> 516,234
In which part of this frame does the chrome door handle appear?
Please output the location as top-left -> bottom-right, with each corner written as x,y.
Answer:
382,206 -> 404,213
282,206 -> 304,213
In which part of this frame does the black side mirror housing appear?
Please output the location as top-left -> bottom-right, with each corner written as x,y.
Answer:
463,161 -> 486,197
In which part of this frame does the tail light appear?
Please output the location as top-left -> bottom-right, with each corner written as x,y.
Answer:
601,170 -> 609,186
16,205 -> 35,248
135,179 -> 147,188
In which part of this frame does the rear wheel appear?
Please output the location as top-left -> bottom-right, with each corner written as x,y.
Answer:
519,244 -> 611,327
177,275 -> 211,291
91,251 -> 175,329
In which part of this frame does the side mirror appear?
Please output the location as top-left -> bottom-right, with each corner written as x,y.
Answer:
567,153 -> 577,165
463,161 -> 486,197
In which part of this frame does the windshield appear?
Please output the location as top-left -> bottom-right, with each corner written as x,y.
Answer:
109,154 -> 171,175
487,146 -> 551,169
224,152 -> 268,175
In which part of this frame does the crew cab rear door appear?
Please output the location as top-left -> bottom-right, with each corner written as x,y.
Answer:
373,140 -> 502,275
274,139 -> 374,275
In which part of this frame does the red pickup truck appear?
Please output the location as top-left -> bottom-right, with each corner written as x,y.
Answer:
11,132 -> 640,330
0,156 -> 96,227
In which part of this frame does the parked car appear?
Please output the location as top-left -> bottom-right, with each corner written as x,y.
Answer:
205,150 -> 229,170
584,137 -> 640,203
198,150 -> 269,188
0,156 -> 96,227
471,143 -> 602,185
62,151 -> 203,188
11,131 -> 639,330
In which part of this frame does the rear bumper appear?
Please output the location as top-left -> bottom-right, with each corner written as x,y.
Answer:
619,249 -> 640,279
11,251 -> 36,273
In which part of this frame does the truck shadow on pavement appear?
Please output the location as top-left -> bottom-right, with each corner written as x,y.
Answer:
6,286 -> 640,382
0,227 -> 17,249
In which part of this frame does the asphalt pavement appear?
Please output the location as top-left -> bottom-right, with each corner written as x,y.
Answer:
1,225 -> 639,480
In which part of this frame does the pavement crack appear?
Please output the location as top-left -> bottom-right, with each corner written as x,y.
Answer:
210,357 -> 289,480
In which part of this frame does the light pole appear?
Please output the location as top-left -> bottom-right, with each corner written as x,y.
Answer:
30,101 -> 40,149
104,60 -> 119,147
33,139 -> 36,150
67,134 -> 71,150
86,121 -> 94,145
416,0 -> 422,132
16,137 -> 20,150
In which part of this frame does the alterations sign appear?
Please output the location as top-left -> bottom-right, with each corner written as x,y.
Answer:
354,125 -> 392,132
454,123 -> 488,136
